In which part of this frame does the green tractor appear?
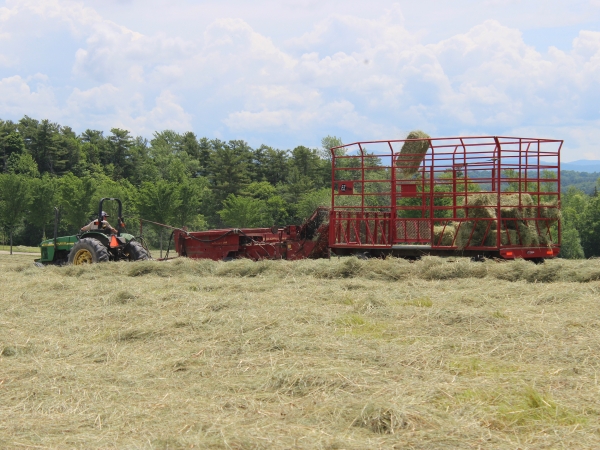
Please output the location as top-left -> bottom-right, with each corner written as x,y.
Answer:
37,198 -> 149,266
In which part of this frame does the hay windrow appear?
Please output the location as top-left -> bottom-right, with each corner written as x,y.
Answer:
31,255 -> 600,283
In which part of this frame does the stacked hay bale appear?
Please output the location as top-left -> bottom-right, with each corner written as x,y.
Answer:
455,193 -> 498,249
537,200 -> 561,246
498,194 -> 538,247
396,131 -> 430,178
452,193 -> 559,249
433,223 -> 457,246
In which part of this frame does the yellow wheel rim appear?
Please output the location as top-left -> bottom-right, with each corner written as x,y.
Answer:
73,249 -> 93,265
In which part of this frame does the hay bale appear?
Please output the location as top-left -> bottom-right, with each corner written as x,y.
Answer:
503,229 -> 520,245
538,232 -> 554,247
464,193 -> 538,221
396,131 -> 430,177
455,220 -> 495,249
517,221 -> 539,246
485,229 -> 520,246
500,193 -> 535,220
433,224 -> 456,246
462,193 -> 497,219
539,202 -> 561,224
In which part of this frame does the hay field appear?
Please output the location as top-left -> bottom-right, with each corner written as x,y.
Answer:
1,254 -> 600,449
0,245 -> 39,253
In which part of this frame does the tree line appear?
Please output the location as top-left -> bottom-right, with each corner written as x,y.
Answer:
0,115 -> 599,258
0,116 -> 341,253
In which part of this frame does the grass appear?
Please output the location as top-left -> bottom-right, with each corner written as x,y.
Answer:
0,244 -> 39,253
1,254 -> 599,449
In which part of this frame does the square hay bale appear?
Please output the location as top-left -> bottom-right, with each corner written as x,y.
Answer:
457,193 -> 557,248
503,229 -> 520,245
433,224 -> 456,246
486,229 -> 521,246
500,193 -> 535,220
395,131 -> 430,177
538,231 -> 554,247
461,193 -> 497,219
455,220 -> 496,249
538,201 -> 561,224
517,221 -> 539,246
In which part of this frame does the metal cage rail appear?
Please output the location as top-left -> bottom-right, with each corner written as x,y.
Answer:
329,136 -> 562,259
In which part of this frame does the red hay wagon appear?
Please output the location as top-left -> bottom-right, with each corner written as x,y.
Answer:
329,136 -> 562,260
172,135 -> 562,261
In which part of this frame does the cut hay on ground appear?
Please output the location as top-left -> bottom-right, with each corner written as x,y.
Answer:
395,130 -> 430,177
1,254 -> 599,449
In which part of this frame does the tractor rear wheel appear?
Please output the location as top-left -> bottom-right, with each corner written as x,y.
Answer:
68,238 -> 110,265
125,241 -> 149,261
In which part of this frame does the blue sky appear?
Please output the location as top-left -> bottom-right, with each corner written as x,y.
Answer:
1,0 -> 599,161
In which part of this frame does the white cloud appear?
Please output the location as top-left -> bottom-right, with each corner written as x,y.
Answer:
0,0 -> 599,159
0,75 -> 58,117
65,86 -> 191,135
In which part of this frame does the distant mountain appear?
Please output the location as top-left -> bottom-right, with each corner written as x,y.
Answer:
561,160 -> 600,172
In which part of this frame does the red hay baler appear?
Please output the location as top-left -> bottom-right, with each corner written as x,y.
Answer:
168,135 -> 562,262
172,208 -> 330,261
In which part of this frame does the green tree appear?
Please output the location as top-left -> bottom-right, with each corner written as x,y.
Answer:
559,228 -> 585,259
1,131 -> 25,173
579,194 -> 600,257
173,177 -> 208,229
180,132 -> 201,160
295,188 -> 330,220
0,174 -> 32,254
57,174 -> 96,234
6,151 -> 40,177
29,174 -> 59,240
218,195 -> 266,228
149,130 -> 200,182
320,135 -> 344,161
264,195 -> 289,225
283,167 -> 317,211
80,129 -> 114,177
561,187 -> 587,231
128,137 -> 157,184
289,146 -> 321,179
243,181 -> 277,200
208,140 -> 252,202
242,182 -> 290,225
252,145 -> 289,185
137,180 -> 181,257
107,128 -> 134,179
195,137 -> 213,177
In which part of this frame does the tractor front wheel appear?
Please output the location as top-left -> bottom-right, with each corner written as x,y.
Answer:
125,241 -> 149,261
68,238 -> 110,265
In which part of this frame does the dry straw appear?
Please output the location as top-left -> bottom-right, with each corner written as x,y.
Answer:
396,130 -> 431,177
451,193 -> 558,249
2,253 -> 600,449
433,224 -> 457,246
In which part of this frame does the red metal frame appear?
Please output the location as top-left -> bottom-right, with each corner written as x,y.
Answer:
329,136 -> 562,259
173,208 -> 330,261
